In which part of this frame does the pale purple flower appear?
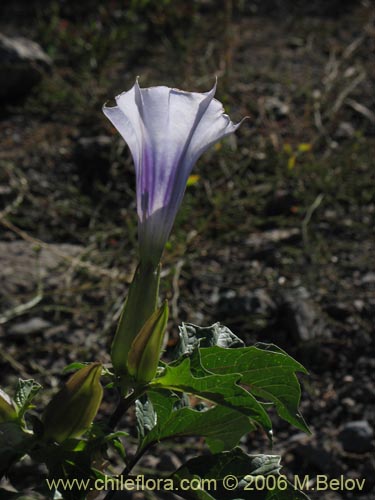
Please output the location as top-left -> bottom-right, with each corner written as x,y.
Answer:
103,79 -> 241,266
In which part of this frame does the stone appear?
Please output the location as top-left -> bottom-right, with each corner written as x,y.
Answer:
324,302 -> 351,321
0,241 -> 83,307
8,317 -> 52,336
246,228 -> 300,247
139,455 -> 159,469
291,440 -> 335,473
278,287 -> 329,342
264,96 -> 290,119
218,288 -> 276,317
0,33 -> 51,100
335,121 -> 355,139
361,272 -> 375,285
338,420 -> 374,453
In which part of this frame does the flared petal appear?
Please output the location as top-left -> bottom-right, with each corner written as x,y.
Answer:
103,82 -> 143,168
103,80 -> 241,265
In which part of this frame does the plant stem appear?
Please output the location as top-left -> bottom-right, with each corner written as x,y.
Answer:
102,443 -> 153,500
108,387 -> 145,430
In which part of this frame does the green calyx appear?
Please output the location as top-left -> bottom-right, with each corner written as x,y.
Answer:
0,388 -> 18,423
111,262 -> 161,376
127,300 -> 169,385
42,362 -> 103,443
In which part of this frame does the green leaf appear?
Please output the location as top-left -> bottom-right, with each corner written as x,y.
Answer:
174,448 -> 281,479
151,358 -> 272,433
104,431 -> 128,463
63,362 -> 113,379
138,391 -> 255,454
175,323 -> 244,358
198,345 -> 309,433
42,445 -> 96,500
170,449 -> 310,500
111,438 -> 127,463
0,388 -> 17,423
171,477 -> 217,500
63,362 -> 88,373
14,379 -> 42,418
135,394 -> 157,440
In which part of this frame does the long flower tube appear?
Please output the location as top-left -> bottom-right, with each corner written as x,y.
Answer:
103,80 -> 241,379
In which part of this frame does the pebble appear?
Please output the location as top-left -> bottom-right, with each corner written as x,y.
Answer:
338,420 -> 374,453
278,287 -> 328,342
8,317 -> 52,336
0,32 -> 51,100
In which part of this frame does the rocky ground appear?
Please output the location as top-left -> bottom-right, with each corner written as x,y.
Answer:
0,1 -> 374,499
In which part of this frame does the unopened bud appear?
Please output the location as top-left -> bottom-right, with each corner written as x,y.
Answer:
42,363 -> 103,443
0,389 -> 17,423
127,301 -> 168,384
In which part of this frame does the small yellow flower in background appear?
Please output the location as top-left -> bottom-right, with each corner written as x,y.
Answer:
297,143 -> 312,153
187,174 -> 200,186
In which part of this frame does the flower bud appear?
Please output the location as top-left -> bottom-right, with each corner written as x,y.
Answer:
127,301 -> 168,384
0,388 -> 17,423
42,362 -> 103,443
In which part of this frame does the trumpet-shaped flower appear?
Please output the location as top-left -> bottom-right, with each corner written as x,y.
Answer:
103,79 -> 241,267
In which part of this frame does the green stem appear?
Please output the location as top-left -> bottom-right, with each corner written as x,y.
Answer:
103,443 -> 154,500
108,386 -> 146,430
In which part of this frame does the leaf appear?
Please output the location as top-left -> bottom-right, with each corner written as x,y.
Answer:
135,394 -> 157,440
198,345 -> 309,433
175,323 -> 244,359
63,362 -> 88,373
104,431 -> 129,441
0,388 -> 17,422
175,448 -> 281,478
170,449 -> 310,500
171,449 -> 279,499
138,390 -> 255,454
14,379 -> 42,418
63,363 -> 113,378
151,358 -> 272,433
109,437 -> 127,463
171,477 -> 217,500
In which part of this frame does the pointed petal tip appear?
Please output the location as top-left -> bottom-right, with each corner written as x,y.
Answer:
102,100 -> 120,119
106,78 -> 142,106
102,100 -> 114,112
213,74 -> 218,89
236,115 -> 250,128
201,77 -> 217,98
